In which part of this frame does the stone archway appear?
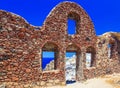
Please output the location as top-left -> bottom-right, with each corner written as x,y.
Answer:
43,1 -> 96,38
65,44 -> 81,83
41,42 -> 59,71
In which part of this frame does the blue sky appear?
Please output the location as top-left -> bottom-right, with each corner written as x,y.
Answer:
68,19 -> 76,34
66,52 -> 76,58
43,51 -> 54,58
0,0 -> 120,35
43,51 -> 76,58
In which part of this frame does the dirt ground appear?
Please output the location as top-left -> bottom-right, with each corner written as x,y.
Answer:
46,73 -> 120,88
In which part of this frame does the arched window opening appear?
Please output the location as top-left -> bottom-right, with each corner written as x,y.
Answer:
65,44 -> 81,83
67,12 -> 80,35
42,42 -> 59,71
86,47 -> 96,68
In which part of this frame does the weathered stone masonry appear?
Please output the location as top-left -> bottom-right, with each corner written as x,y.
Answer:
0,1 -> 120,87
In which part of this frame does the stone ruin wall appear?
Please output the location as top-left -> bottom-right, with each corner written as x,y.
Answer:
84,33 -> 120,79
0,1 -> 120,88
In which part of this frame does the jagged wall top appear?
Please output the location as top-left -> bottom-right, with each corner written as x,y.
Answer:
0,10 -> 36,31
0,2 -> 96,38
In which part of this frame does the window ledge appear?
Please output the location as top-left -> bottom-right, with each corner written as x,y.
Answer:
42,70 -> 60,73
86,67 -> 96,69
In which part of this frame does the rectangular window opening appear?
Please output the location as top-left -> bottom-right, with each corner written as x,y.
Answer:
108,44 -> 111,58
68,19 -> 76,35
86,53 -> 92,68
42,51 -> 55,71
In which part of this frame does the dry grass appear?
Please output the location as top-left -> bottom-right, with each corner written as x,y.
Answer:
104,74 -> 120,88
48,73 -> 120,88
